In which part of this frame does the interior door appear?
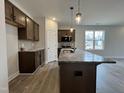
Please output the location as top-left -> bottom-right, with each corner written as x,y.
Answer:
45,19 -> 58,63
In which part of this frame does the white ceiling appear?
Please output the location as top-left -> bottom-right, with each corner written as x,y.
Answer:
12,0 -> 124,25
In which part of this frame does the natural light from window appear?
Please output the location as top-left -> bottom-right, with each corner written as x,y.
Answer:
85,31 -> 105,50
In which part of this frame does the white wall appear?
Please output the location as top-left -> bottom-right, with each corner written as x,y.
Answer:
59,25 -> 124,58
0,0 -> 9,92
6,24 -> 19,82
18,40 -> 35,51
95,26 -> 124,58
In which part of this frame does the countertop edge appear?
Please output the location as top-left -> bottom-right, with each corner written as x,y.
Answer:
58,61 -> 116,64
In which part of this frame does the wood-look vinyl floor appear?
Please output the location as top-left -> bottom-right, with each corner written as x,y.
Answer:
9,62 -> 59,93
9,60 -> 124,93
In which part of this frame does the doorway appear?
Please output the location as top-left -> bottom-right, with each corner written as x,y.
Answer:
45,19 -> 58,63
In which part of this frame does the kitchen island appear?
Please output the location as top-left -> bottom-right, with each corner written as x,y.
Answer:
58,49 -> 116,93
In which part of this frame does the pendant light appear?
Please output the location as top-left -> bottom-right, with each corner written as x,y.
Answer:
70,6 -> 74,32
75,0 -> 82,24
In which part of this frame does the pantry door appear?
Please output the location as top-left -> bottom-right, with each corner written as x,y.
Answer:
45,19 -> 58,63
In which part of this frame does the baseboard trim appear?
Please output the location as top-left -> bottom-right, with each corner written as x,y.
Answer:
20,65 -> 41,75
8,71 -> 19,82
0,88 -> 9,93
104,56 -> 124,59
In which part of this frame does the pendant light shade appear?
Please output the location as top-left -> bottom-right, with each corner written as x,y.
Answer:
76,13 -> 82,24
70,28 -> 74,32
75,0 -> 82,24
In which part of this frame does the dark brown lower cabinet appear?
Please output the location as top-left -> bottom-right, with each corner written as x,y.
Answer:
58,48 -> 62,57
19,49 -> 45,73
40,49 -> 45,66
59,63 -> 96,93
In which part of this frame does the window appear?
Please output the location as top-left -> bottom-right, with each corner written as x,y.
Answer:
85,31 -> 105,50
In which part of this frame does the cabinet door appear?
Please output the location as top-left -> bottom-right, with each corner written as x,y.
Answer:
19,52 -> 35,73
35,51 -> 40,69
58,30 -> 62,42
26,17 -> 34,40
42,50 -> 45,65
34,23 -> 39,41
40,50 -> 45,65
72,31 -> 75,41
5,0 -> 13,21
14,7 -> 26,27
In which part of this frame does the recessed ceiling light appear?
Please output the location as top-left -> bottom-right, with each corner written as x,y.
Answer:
52,18 -> 56,21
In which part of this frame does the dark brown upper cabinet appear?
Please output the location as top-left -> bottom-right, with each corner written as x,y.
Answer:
13,7 -> 26,27
58,30 -> 75,42
34,22 -> 39,41
18,18 -> 39,41
5,0 -> 26,27
5,0 -> 39,41
5,0 -> 13,21
26,17 -> 34,40
5,0 -> 17,26
18,17 -> 34,40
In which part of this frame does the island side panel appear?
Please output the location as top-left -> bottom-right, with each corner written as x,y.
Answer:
59,63 -> 97,93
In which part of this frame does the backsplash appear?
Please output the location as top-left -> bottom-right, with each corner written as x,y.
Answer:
18,40 -> 35,51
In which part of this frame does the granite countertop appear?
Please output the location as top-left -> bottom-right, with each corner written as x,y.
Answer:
19,48 -> 44,52
27,48 -> 44,51
59,49 -> 116,64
